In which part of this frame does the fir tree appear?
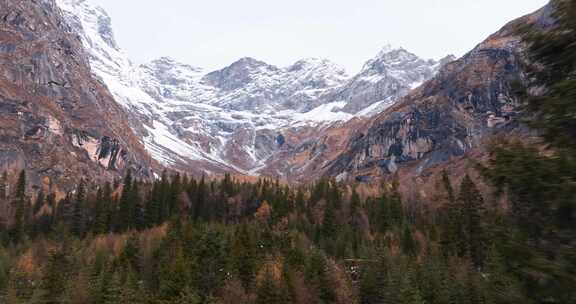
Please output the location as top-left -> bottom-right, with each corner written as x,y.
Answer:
38,249 -> 71,304
11,170 -> 27,242
103,272 -> 123,304
118,170 -> 134,231
459,175 -> 486,269
232,223 -> 258,290
120,268 -> 143,304
401,225 -> 418,258
0,171 -> 7,200
32,190 -> 45,217
322,199 -> 337,240
71,179 -> 87,237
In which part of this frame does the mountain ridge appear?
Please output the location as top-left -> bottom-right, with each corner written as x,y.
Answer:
54,0 -> 450,176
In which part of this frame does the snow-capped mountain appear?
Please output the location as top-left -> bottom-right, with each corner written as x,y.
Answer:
334,46 -> 456,115
54,0 -> 452,176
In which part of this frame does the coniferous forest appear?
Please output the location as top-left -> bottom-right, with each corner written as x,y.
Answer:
0,1 -> 575,304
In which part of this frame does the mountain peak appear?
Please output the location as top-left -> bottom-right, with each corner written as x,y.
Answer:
56,0 -> 119,50
230,57 -> 273,68
376,44 -> 405,56
360,45 -> 422,74
287,58 -> 347,76
146,57 -> 203,72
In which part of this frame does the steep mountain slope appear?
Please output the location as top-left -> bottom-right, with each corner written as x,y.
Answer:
279,3 -> 555,184
54,0 -> 450,176
0,0 -> 153,193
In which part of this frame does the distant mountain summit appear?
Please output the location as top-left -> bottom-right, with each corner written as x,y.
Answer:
335,45 -> 453,114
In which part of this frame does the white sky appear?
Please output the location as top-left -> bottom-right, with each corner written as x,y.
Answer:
90,0 -> 549,73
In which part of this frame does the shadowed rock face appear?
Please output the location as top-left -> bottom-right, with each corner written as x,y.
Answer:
0,0 -> 153,193
320,5 -> 554,182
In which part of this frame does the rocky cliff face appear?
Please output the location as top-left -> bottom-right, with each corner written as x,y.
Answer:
0,0 -> 153,193
294,4 -> 555,183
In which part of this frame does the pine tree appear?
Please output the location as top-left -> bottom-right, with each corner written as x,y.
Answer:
322,199 -> 337,240
232,223 -> 258,290
377,188 -> 392,234
32,190 -> 45,216
11,170 -> 27,242
87,258 -> 109,304
484,246 -> 525,304
96,182 -> 113,234
305,251 -> 335,303
168,172 -> 181,216
103,272 -> 123,304
441,170 -> 456,204
192,175 -> 207,220
37,249 -> 71,304
71,179 -> 87,237
120,268 -> 143,304
350,187 -> 361,216
119,235 -> 141,273
398,271 -> 425,304
159,248 -> 193,301
0,171 -> 7,200
440,174 -> 468,259
459,175 -> 486,269
295,188 -> 306,214
359,264 -> 380,304
222,173 -> 234,196
118,170 -> 134,231
145,181 -> 162,227
131,181 -> 146,230
401,225 -> 418,257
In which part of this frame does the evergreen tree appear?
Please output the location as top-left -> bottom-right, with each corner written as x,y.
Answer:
119,235 -> 141,273
401,225 -> 418,258
399,271 -> 425,304
359,264 -> 380,304
377,188 -> 392,234
118,170 -> 134,231
11,170 -> 27,242
484,246 -> 525,304
32,190 -> 45,216
103,272 -> 123,304
439,171 -> 467,258
232,223 -> 258,290
0,171 -> 7,200
37,249 -> 71,304
145,181 -> 162,228
350,187 -> 361,216
168,172 -> 181,216
305,251 -> 335,303
322,199 -> 337,240
459,175 -> 486,269
192,175 -> 207,220
71,179 -> 87,237
120,268 -> 143,304
158,247 -> 193,301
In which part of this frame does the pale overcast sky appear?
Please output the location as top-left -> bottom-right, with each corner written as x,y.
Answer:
90,0 -> 549,73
